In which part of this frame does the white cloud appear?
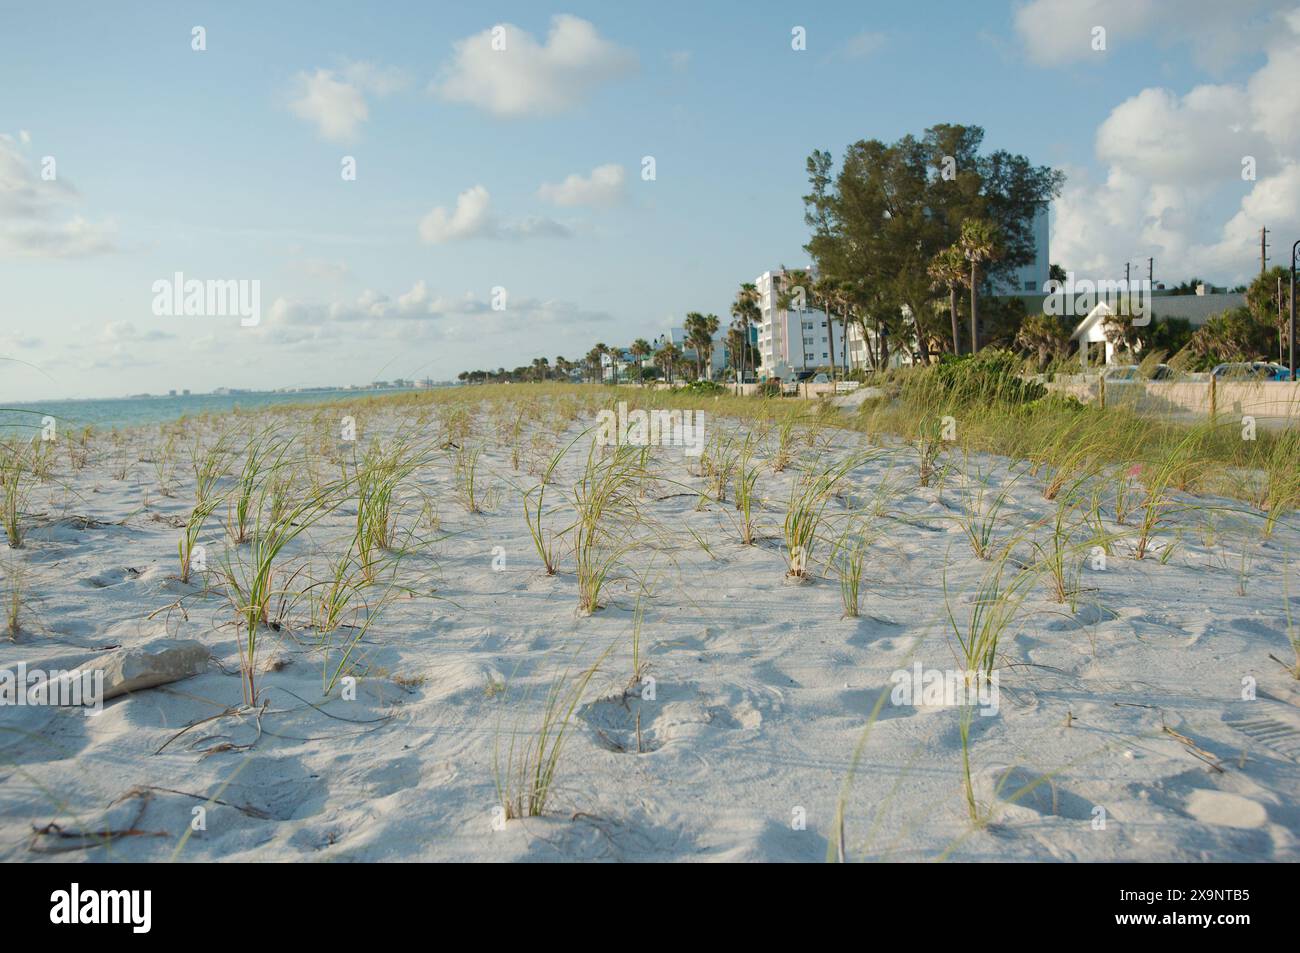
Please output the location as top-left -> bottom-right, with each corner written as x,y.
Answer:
254,284 -> 603,353
1247,9 -> 1300,155
1206,164 -> 1300,269
294,258 -> 351,282
418,185 -> 569,243
432,15 -> 636,118
289,69 -> 368,142
287,61 -> 407,143
1049,12 -> 1300,286
537,163 -> 626,207
418,185 -> 495,243
99,321 -> 173,343
504,216 -> 571,239
0,133 -> 117,257
341,60 -> 410,96
1094,85 -> 1266,186
1014,0 -> 1286,72
397,279 -> 429,313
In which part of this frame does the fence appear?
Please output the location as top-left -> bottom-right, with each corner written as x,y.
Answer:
1046,376 -> 1300,424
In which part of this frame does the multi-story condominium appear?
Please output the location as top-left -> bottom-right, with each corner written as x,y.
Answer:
995,201 -> 1050,294
754,269 -> 851,379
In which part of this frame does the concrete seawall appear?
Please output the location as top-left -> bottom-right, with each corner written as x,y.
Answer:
1047,377 -> 1300,422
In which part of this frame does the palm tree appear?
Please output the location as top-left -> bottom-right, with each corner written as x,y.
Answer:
1015,313 -> 1069,370
928,246 -> 968,356
777,269 -> 827,378
731,283 -> 761,383
830,281 -> 862,373
724,326 -> 746,381
700,313 -> 720,378
654,342 -> 682,384
957,219 -> 1002,353
594,342 -> 610,383
629,338 -> 651,385
813,274 -> 844,381
684,313 -> 706,379
684,312 -> 720,380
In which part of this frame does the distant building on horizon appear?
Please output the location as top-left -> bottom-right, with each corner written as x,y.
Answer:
649,328 -> 727,379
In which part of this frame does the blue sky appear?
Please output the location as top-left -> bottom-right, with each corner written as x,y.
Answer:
2,1 -> 1295,400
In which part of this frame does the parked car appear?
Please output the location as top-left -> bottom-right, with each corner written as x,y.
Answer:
1102,364 -> 1170,383
782,370 -> 832,394
1211,362 -> 1292,381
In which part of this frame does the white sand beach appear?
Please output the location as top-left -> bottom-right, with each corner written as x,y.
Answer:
2,390 -> 1297,862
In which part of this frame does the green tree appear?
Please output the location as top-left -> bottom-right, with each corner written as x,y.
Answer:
802,126 -> 1063,360
684,312 -> 720,380
655,342 -> 682,384
957,218 -> 1002,352
731,283 -> 761,382
629,339 -> 652,385
1246,266 -> 1293,363
928,246 -> 968,356
1014,313 -> 1070,370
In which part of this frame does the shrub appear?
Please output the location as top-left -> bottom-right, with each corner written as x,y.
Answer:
680,379 -> 724,396
919,350 -> 1046,406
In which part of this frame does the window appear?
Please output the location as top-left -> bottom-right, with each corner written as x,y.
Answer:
1024,280 -> 1036,291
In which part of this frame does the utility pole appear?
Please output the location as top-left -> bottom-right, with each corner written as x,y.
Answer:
1291,240 -> 1299,381
1148,257 -> 1154,287
1279,276 -> 1285,365
1261,226 -> 1270,275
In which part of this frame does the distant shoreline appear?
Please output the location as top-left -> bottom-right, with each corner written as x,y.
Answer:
0,385 -> 449,434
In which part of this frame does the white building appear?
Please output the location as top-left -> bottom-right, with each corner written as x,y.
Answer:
996,202 -> 1050,295
843,318 -> 912,371
652,328 -> 727,378
1069,288 -> 1248,367
754,269 -> 851,379
755,268 -> 923,376
600,347 -> 637,382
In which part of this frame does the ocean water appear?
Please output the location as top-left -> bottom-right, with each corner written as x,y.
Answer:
0,388 -> 429,436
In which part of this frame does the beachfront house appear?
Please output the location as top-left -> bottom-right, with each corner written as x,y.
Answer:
1069,285 -> 1247,367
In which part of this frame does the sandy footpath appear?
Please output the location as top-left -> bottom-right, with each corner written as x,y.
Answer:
1,398 -> 1298,862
